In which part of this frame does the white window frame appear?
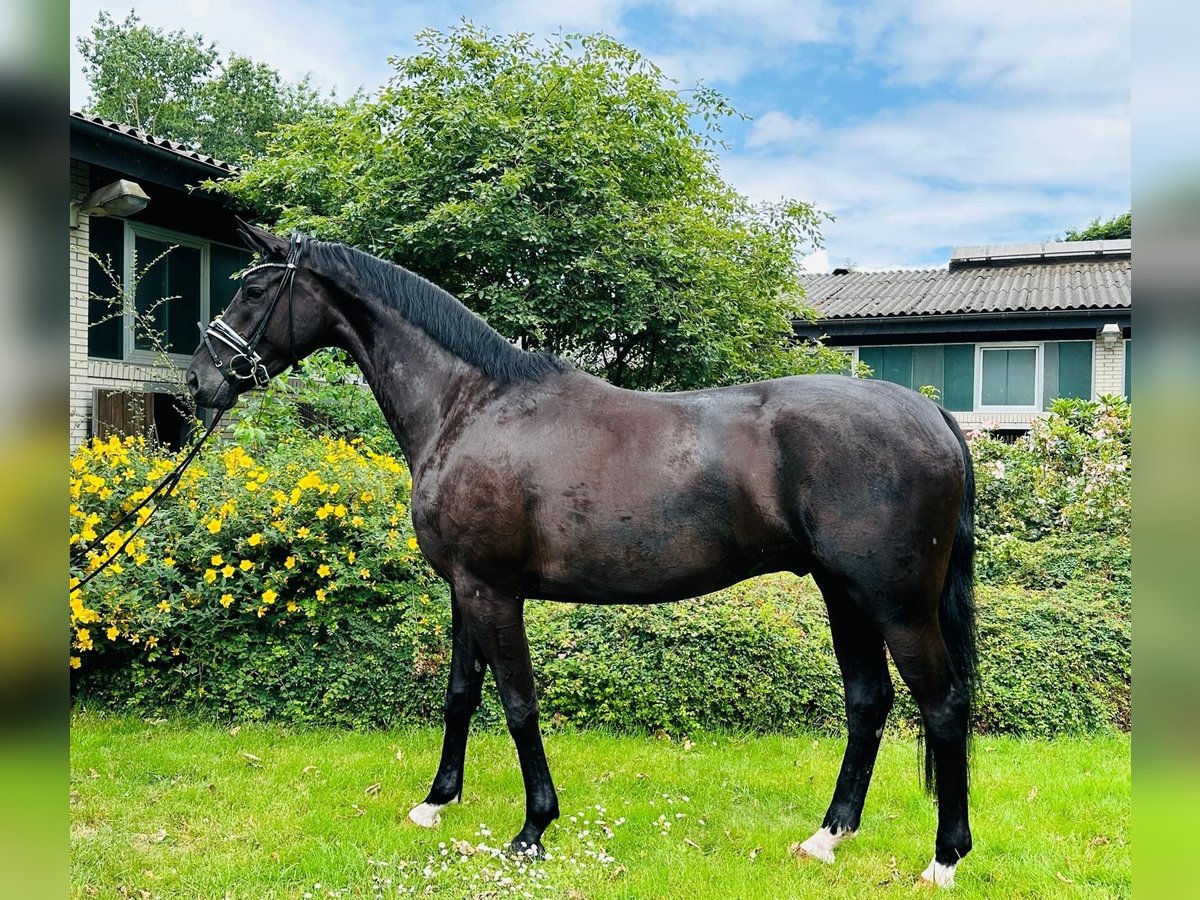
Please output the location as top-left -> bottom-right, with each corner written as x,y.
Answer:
975,342 -> 1043,413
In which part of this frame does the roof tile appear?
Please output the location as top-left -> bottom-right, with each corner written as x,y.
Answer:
801,258 -> 1130,320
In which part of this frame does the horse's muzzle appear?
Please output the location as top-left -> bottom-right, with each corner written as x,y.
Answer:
186,361 -> 238,411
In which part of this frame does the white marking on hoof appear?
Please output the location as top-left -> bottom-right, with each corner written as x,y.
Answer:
920,857 -> 958,888
408,802 -> 446,828
790,826 -> 852,864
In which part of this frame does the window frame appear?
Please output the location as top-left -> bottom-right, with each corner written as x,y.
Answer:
974,342 -> 1044,413
97,220 -> 248,367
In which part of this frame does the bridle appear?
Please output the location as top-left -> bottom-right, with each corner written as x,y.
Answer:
199,232 -> 307,389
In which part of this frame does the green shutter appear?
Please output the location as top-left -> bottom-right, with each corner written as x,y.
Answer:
912,345 -> 944,395
882,346 -> 914,388
943,345 -> 975,411
854,343 -> 974,410
1057,341 -> 1093,400
859,344 -> 974,409
859,347 -> 883,379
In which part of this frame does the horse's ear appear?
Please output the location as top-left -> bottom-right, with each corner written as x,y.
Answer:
235,217 -> 288,258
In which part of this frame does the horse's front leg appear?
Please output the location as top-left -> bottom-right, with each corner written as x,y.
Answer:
457,582 -> 559,854
409,593 -> 486,828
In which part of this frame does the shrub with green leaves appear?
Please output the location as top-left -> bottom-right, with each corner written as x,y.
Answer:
971,396 -> 1130,592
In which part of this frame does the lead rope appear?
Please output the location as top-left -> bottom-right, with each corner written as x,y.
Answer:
70,409 -> 225,592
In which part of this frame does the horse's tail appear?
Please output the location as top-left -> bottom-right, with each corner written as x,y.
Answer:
927,405 -> 978,794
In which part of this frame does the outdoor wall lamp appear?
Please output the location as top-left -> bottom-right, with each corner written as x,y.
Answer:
1099,322 -> 1123,348
70,179 -> 150,229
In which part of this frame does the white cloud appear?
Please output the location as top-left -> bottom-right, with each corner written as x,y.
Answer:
800,247 -> 829,273
831,101 -> 1129,188
725,149 -> 1128,270
847,0 -> 1129,102
746,110 -> 820,148
625,0 -> 838,87
643,44 -> 761,86
662,0 -> 837,45
720,1 -> 1131,268
486,0 -> 635,36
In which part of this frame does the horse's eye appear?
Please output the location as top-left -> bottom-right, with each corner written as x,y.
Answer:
245,285 -> 266,300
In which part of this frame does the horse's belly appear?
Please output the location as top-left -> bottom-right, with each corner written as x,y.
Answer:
522,518 -> 798,604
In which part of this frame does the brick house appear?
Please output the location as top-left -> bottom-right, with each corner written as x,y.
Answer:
797,240 -> 1131,434
70,111 -> 249,449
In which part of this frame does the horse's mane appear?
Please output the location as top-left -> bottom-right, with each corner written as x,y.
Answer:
306,239 -> 570,383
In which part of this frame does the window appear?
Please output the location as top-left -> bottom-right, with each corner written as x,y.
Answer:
979,346 -> 1039,409
86,217 -> 253,362
132,233 -> 202,355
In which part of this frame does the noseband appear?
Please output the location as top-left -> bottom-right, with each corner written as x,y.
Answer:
199,233 -> 306,389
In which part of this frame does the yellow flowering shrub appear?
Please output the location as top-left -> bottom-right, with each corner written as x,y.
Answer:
69,432 -> 453,727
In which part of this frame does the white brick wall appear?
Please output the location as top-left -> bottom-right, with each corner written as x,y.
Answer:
952,409 -> 1041,432
69,160 -> 91,448
1093,334 -> 1127,398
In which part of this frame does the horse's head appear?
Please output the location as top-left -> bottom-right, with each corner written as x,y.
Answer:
186,219 -> 331,410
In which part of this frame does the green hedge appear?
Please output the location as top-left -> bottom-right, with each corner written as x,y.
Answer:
74,571 -> 1128,738
70,399 -> 1130,738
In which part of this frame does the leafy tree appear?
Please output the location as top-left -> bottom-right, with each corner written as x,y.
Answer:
220,25 -> 846,390
77,10 -> 335,163
77,11 -> 215,141
1064,211 -> 1131,241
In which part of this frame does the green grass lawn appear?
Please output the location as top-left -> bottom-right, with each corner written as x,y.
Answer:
70,715 -> 1129,898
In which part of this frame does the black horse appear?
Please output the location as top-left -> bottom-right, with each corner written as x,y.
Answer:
187,221 -> 977,888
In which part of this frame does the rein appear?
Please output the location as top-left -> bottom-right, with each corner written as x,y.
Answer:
70,409 -> 225,590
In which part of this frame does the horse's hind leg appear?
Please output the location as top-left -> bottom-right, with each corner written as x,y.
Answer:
456,582 -> 559,854
793,581 -> 894,863
409,593 -> 486,828
881,620 -> 972,888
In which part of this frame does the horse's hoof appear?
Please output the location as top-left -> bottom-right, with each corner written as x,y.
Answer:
789,826 -> 851,864
509,838 -> 544,858
407,802 -> 445,828
918,858 -> 957,889
789,840 -> 834,864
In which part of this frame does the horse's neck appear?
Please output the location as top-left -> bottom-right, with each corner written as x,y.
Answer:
331,289 -> 485,475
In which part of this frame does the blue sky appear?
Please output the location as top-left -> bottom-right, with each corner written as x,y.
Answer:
69,1 -> 1130,271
